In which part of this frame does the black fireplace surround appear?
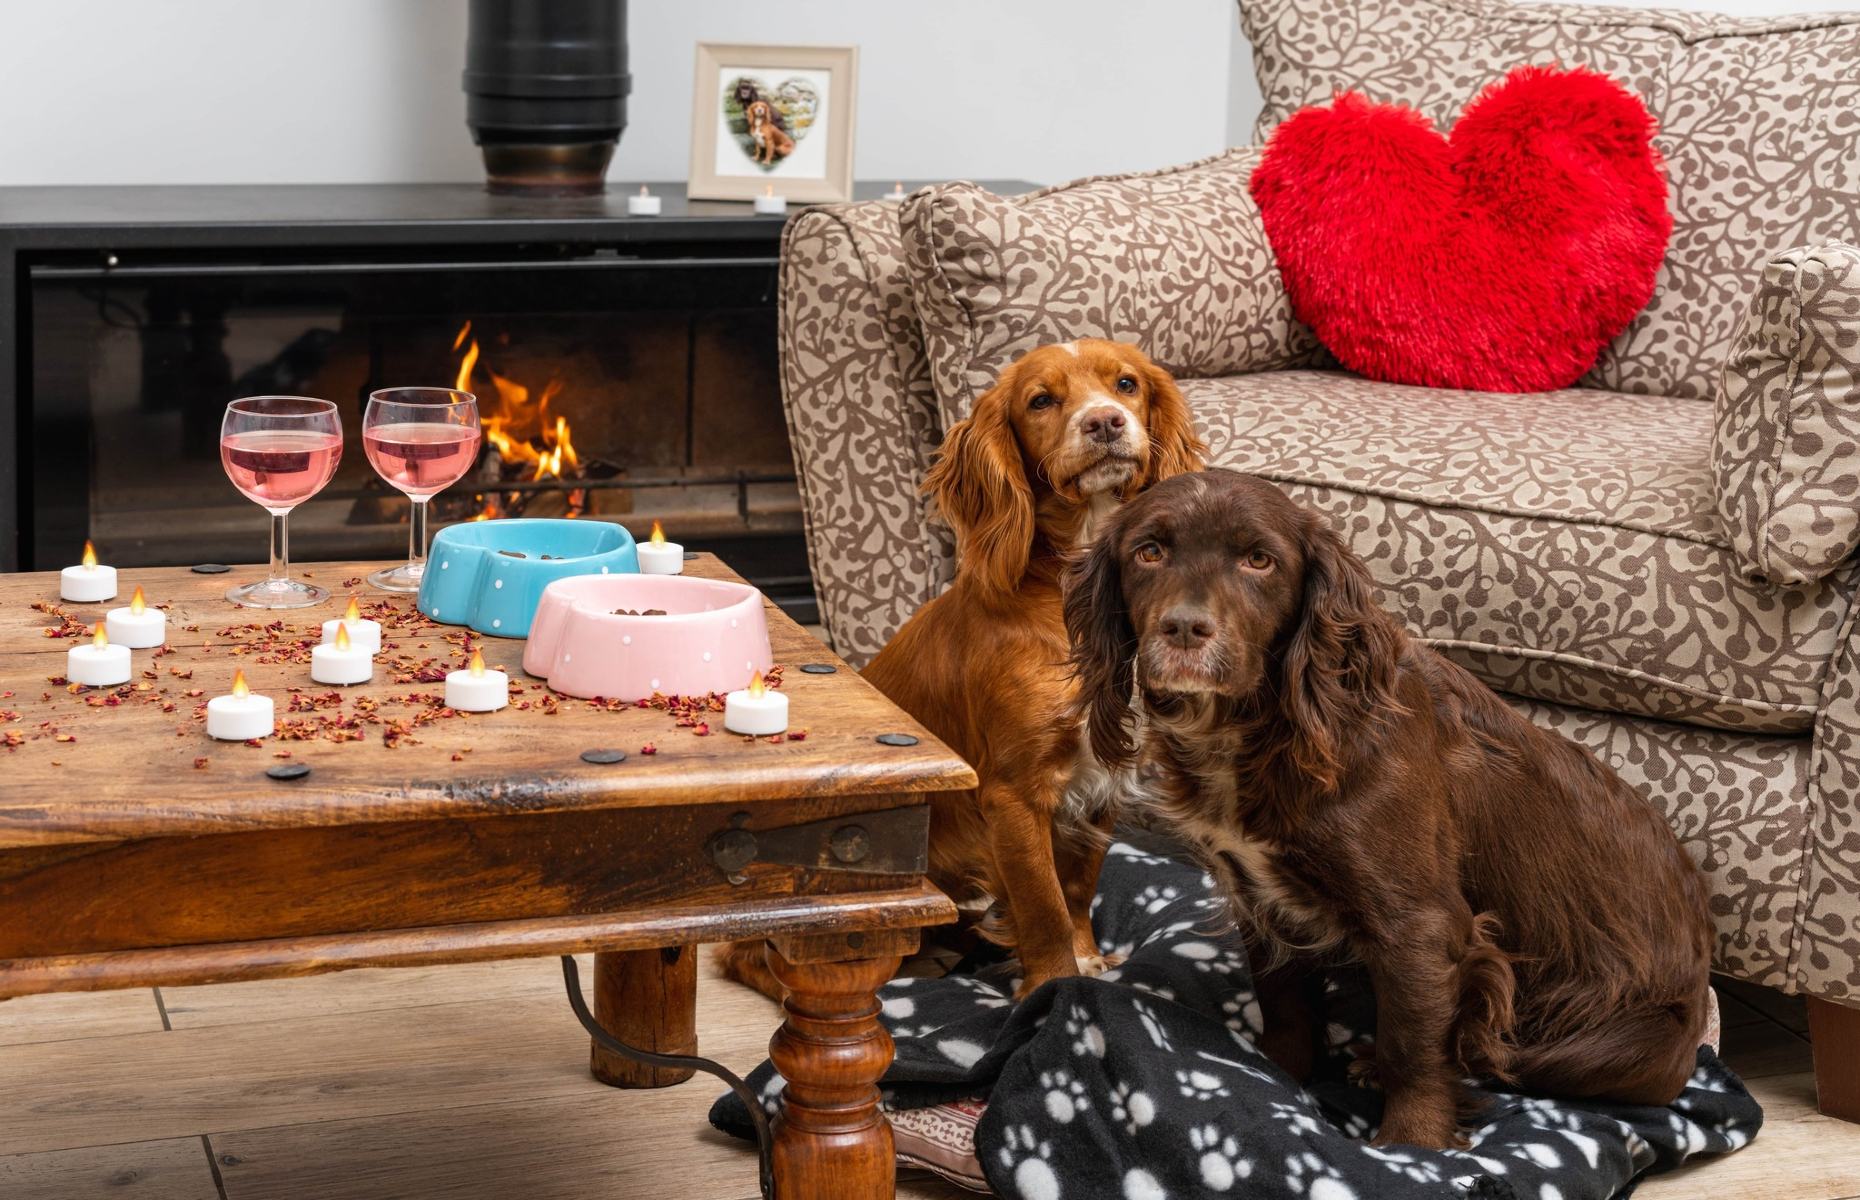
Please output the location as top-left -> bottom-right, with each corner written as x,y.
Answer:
0,183 -> 941,620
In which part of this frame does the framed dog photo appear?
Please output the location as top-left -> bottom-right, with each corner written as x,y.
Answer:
687,42 -> 858,203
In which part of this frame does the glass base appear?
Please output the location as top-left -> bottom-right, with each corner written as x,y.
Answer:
227,578 -> 329,610
368,562 -> 426,593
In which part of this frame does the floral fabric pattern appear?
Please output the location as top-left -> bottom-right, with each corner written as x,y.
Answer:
900,147 -> 1319,427
779,204 -> 954,666
1715,243 -> 1860,587
1191,372 -> 1849,734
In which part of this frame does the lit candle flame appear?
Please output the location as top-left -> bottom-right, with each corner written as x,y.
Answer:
764,184 -> 774,198
747,670 -> 766,698
344,595 -> 361,623
334,623 -> 352,651
639,184 -> 649,196
129,585 -> 146,615
650,520 -> 666,546
895,181 -> 903,192
92,625 -> 108,648
82,540 -> 97,570
470,647 -> 486,678
231,669 -> 250,699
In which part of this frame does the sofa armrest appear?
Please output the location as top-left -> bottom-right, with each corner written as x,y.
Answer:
779,202 -> 953,667
1713,241 -> 1860,586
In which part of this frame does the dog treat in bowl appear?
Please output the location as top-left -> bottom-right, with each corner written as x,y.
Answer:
523,574 -> 773,701
417,519 -> 638,638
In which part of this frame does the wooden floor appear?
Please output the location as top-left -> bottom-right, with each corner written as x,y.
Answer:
0,958 -> 1853,1199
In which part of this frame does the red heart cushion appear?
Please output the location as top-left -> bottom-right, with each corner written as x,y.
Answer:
1248,65 -> 1671,393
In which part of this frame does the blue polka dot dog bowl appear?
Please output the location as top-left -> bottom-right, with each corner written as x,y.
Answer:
417,519 -> 638,638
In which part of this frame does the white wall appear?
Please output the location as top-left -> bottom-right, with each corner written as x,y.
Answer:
2,1 -> 1852,189
0,0 -> 1237,188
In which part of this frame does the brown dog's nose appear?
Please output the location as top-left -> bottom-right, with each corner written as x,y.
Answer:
1081,406 -> 1128,444
1160,607 -> 1215,649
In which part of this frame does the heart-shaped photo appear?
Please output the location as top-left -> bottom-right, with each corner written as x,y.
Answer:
721,74 -> 819,172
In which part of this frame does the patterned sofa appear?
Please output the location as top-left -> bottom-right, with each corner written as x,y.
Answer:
776,0 -> 1860,1115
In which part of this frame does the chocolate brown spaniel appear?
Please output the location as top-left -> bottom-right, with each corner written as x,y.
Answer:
1064,469 -> 1712,1149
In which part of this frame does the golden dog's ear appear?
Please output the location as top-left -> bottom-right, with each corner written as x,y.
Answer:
1137,360 -> 1206,488
924,377 -> 1035,594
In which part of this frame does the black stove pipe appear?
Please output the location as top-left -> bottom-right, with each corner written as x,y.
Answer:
463,0 -> 631,195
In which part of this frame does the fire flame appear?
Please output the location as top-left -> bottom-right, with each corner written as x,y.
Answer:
470,496 -> 498,522
747,670 -> 766,698
129,585 -> 146,615
334,623 -> 352,652
82,540 -> 97,569
344,595 -> 361,623
650,520 -> 666,546
469,647 -> 486,678
451,322 -> 581,489
764,184 -> 774,198
92,624 -> 108,648
638,184 -> 649,197
231,669 -> 250,699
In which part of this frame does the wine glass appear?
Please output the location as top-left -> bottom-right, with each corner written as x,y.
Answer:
363,386 -> 482,592
219,396 -> 344,609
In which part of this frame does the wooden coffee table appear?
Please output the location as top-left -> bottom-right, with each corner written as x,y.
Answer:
0,557 -> 970,1200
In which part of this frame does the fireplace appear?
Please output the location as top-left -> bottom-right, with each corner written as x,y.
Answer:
0,184 -> 824,619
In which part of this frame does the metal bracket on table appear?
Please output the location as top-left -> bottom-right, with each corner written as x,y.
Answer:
705,807 -> 930,885
561,955 -> 775,1200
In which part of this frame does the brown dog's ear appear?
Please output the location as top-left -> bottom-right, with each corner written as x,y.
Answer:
1136,360 -> 1206,489
1279,509 -> 1404,792
1064,526 -> 1140,767
924,379 -> 1035,594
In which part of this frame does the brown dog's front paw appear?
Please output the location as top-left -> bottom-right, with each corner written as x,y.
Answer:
1074,950 -> 1126,978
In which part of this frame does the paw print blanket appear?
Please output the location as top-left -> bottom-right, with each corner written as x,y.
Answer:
711,833 -> 1761,1199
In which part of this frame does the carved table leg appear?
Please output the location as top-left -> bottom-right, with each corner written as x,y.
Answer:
589,945 -> 698,1088
766,932 -> 914,1200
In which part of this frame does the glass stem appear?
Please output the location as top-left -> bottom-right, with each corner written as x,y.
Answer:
269,510 -> 291,589
408,497 -> 429,573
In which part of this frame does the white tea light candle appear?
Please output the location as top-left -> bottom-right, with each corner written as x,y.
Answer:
753,185 -> 787,216
445,646 -> 509,712
67,625 -> 131,687
206,669 -> 274,740
60,540 -> 117,603
104,586 -> 166,649
724,670 -> 788,736
637,520 -> 684,575
627,185 -> 662,216
310,622 -> 372,685
320,595 -> 381,654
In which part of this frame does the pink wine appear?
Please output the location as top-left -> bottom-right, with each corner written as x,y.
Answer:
363,422 -> 483,496
220,430 -> 344,509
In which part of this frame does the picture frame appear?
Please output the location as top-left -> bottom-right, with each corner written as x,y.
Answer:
687,42 -> 858,204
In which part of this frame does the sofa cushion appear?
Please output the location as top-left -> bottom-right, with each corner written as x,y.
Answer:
1194,370 -> 1854,733
1714,242 -> 1860,588
899,147 -> 1319,428
1240,0 -> 1860,402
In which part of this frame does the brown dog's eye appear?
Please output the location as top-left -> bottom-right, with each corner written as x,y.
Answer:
1242,551 -> 1273,572
1028,393 -> 1056,411
1135,541 -> 1164,564
1115,375 -> 1138,395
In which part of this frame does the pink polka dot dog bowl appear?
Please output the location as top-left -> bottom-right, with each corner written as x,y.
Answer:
522,574 -> 773,701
